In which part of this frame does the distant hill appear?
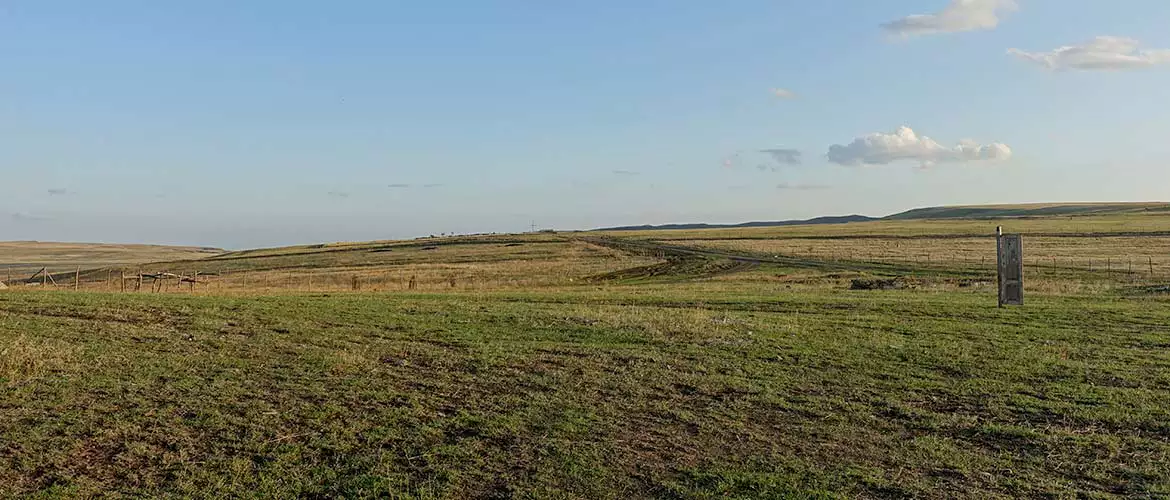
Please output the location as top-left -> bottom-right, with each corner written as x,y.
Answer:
594,203 -> 1170,233
597,215 -> 878,231
885,202 -> 1170,221
0,241 -> 224,281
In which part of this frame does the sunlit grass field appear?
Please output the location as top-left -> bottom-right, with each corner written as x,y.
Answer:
603,211 -> 1170,240
0,241 -> 222,280
4,210 -> 1170,497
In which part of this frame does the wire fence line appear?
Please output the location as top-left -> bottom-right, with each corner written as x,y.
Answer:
780,247 -> 1169,282
0,267 -> 562,294
4,240 -> 1169,293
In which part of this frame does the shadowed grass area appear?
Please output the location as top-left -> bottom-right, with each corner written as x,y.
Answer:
2,288 -> 1169,497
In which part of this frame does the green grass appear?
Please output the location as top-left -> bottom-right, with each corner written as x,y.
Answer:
3,285 -> 1170,498
5,214 -> 1170,497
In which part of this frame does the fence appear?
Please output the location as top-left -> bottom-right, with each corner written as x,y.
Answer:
4,236 -> 1169,293
0,268 -> 497,294
774,247 -> 1167,285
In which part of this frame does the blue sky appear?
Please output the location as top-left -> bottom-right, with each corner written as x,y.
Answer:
3,1 -> 1170,248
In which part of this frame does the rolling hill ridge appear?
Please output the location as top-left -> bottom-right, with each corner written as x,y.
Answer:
595,202 -> 1170,231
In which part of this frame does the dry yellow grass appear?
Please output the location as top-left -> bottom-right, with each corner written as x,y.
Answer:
0,241 -> 222,280
329,347 -> 378,375
15,211 -> 1170,298
0,335 -> 80,387
671,235 -> 1170,272
38,238 -> 658,294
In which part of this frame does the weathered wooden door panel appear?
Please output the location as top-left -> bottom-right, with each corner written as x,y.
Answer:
997,234 -> 1023,306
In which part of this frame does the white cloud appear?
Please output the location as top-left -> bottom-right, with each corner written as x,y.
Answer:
827,126 -> 1011,169
1009,36 -> 1170,71
772,88 -> 796,99
883,0 -> 1016,37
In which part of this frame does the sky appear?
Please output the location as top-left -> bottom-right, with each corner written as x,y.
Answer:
3,0 -> 1170,249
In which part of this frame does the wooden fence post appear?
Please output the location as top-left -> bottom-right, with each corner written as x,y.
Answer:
74,267 -> 80,291
120,271 -> 126,293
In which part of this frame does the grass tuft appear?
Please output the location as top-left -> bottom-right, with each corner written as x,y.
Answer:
0,334 -> 79,387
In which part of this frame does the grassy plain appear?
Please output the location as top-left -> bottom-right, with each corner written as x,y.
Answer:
0,242 -> 222,283
3,210 -> 1170,498
670,235 -> 1170,272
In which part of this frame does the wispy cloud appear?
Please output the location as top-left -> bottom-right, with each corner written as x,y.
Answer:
47,188 -> 71,196
612,170 -> 639,176
11,212 -> 53,221
776,183 -> 830,191
883,0 -> 1016,38
772,88 -> 796,99
721,151 -> 745,170
327,191 -> 351,199
827,126 -> 1011,169
388,183 -> 444,189
1009,36 -> 1170,71
760,149 -> 802,166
